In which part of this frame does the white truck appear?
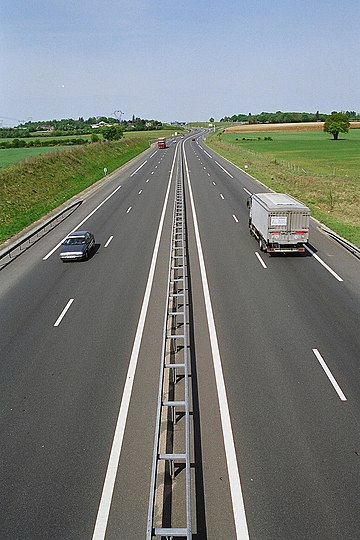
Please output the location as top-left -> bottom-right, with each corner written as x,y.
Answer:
248,192 -> 310,253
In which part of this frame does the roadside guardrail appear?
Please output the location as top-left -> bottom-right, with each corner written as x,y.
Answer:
0,200 -> 82,267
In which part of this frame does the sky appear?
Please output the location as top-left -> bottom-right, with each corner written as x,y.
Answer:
1,0 -> 359,125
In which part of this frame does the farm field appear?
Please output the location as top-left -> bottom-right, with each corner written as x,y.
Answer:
207,128 -> 360,247
0,146 -> 69,168
0,129 -> 180,168
221,128 -> 360,176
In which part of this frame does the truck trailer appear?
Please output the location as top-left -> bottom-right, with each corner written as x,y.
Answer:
157,137 -> 166,149
248,192 -> 310,253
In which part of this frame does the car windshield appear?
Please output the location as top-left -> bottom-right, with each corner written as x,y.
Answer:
64,237 -> 86,245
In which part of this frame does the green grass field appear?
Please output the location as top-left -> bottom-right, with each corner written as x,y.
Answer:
221,129 -> 360,176
0,146 -> 70,168
0,129 -> 181,168
207,129 -> 360,247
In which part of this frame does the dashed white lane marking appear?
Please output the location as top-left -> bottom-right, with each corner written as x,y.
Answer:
255,252 -> 267,269
146,179 -> 150,182
54,299 -> 74,327
243,187 -> 252,196
312,349 -> 347,401
220,194 -> 225,200
203,150 -> 212,158
104,236 -> 113,248
130,160 -> 147,177
138,190 -> 143,195
232,215 -> 239,223
304,245 -> 343,282
149,151 -> 157,158
212,181 -> 216,186
126,206 -> 132,214
215,160 -> 234,178
184,147 -> 250,539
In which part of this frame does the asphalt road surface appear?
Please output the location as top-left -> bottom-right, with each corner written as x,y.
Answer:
0,132 -> 359,539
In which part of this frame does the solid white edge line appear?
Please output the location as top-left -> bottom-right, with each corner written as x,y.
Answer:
54,298 -> 74,327
104,236 -> 113,248
130,160 -> 147,177
312,349 -> 347,401
243,187 -> 252,196
43,184 -> 123,260
91,142 -> 178,540
255,252 -> 267,269
215,160 -> 234,178
184,148 -> 250,539
304,245 -> 343,282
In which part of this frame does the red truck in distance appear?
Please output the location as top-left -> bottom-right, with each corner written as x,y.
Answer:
157,137 -> 166,149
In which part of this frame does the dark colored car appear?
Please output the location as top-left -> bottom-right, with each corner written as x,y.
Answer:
60,231 -> 95,261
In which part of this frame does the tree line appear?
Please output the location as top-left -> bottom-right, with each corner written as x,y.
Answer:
0,116 -> 166,139
220,110 -> 360,124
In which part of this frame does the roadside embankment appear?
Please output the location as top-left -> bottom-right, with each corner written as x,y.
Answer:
0,138 -> 149,243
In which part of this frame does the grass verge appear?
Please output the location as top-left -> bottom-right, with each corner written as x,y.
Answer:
0,138 -> 149,243
206,131 -> 360,247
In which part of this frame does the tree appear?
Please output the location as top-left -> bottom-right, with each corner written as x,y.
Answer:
101,125 -> 123,141
209,117 -> 214,123
323,111 -> 350,140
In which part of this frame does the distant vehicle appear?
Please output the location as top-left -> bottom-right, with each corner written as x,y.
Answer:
248,193 -> 310,253
192,138 -> 195,141
157,137 -> 166,149
60,231 -> 95,261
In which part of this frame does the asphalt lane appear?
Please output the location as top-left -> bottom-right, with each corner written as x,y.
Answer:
0,144 -> 179,538
184,134 -> 360,539
1,133 -> 359,539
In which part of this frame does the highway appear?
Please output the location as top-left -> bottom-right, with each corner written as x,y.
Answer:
0,132 -> 359,539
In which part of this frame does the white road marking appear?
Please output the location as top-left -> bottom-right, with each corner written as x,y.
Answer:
203,150 -> 212,158
184,148 -> 250,539
207,173 -> 211,177
212,181 -> 216,186
304,245 -> 343,282
130,160 -> 147,177
243,187 -> 252,196
149,151 -> 157,158
220,194 -> 225,200
255,252 -> 267,269
312,349 -> 347,401
126,206 -> 132,214
204,167 -> 206,170
138,190 -> 143,195
104,236 -> 113,248
54,299 -> 74,327
146,179 -> 150,183
232,215 -> 239,223
215,160 -> 234,178
91,142 -> 178,540
151,171 -> 154,175
43,184 -> 122,260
